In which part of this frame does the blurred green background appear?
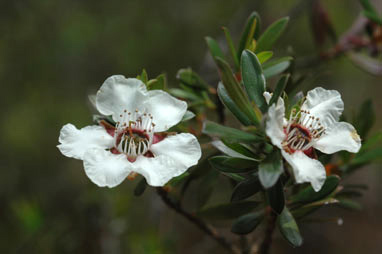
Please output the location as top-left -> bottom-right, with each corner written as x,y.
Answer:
0,0 -> 381,253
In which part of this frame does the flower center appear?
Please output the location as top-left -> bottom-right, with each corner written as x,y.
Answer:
282,109 -> 325,155
113,109 -> 155,161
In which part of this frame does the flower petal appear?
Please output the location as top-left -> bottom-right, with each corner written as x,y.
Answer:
133,155 -> 185,186
57,124 -> 114,160
133,133 -> 200,186
314,122 -> 361,154
96,75 -> 147,122
83,148 -> 132,188
144,90 -> 187,132
150,133 -> 202,168
263,91 -> 272,104
282,150 -> 326,192
265,96 -> 286,149
301,87 -> 344,127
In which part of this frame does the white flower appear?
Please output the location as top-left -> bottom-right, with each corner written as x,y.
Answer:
58,75 -> 202,188
264,87 -> 361,192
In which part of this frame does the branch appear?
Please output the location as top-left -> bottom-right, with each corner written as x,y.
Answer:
156,187 -> 240,254
259,209 -> 277,254
296,16 -> 372,68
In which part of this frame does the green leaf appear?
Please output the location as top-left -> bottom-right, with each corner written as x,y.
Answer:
216,57 -> 260,125
221,140 -> 258,159
351,148 -> 382,165
169,88 -> 201,101
221,173 -> 246,182
134,178 -> 147,196
231,211 -> 264,235
359,131 -> 382,151
231,177 -> 262,202
177,68 -> 210,90
222,27 -> 240,69
257,51 -> 273,64
147,74 -> 166,90
197,201 -> 260,220
168,172 -> 190,186
211,140 -> 257,160
291,197 -> 339,219
290,175 -> 340,203
197,169 -> 219,208
277,207 -> 303,247
336,198 -> 362,211
206,36 -> 225,61
209,156 -> 258,173
259,149 -> 283,189
181,111 -> 195,122
362,10 -> 382,24
137,69 -> 148,84
217,82 -> 252,126
203,121 -> 263,143
263,57 -> 292,78
360,0 -> 380,16
269,74 -> 289,106
267,179 -> 285,214
241,50 -> 267,113
255,17 -> 289,53
354,99 -> 375,138
237,12 -> 261,57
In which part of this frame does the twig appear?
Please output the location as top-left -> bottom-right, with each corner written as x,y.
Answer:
296,16 -> 372,68
259,209 -> 277,254
156,187 -> 240,254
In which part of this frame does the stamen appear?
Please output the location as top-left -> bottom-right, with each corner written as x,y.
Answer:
114,109 -> 155,159
283,108 -> 326,154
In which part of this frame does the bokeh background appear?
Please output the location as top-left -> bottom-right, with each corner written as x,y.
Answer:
0,0 -> 381,253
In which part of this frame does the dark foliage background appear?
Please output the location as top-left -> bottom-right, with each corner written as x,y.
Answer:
0,0 -> 381,253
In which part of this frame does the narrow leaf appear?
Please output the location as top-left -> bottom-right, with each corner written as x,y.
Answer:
203,121 -> 262,143
217,82 -> 252,126
222,26 -> 240,69
277,207 -> 303,247
134,178 -> 147,196
290,175 -> 340,203
197,201 -> 260,220
231,211 -> 264,235
216,57 -> 260,125
177,68 -> 210,90
137,69 -> 148,84
169,88 -> 201,101
206,37 -> 225,60
237,12 -> 261,57
354,99 -> 375,138
181,111 -> 195,122
362,10 -> 382,24
257,51 -> 273,64
255,17 -> 289,53
197,169 -> 219,208
231,177 -> 262,202
263,57 -> 292,78
269,74 -> 289,106
267,179 -> 285,214
221,140 -> 258,159
337,198 -> 362,211
360,0 -> 379,15
209,156 -> 258,173
211,140 -> 256,160
147,74 -> 166,90
259,150 -> 283,189
241,50 -> 267,113
351,148 -> 382,165
291,197 -> 339,219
